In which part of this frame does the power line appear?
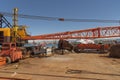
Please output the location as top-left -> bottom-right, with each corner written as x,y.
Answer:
0,11 -> 120,23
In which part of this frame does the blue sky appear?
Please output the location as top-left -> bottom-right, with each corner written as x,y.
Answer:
1,0 -> 120,35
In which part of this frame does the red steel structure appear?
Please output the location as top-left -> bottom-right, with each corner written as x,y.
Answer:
23,26 -> 120,40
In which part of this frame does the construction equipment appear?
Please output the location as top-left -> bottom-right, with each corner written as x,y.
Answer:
23,43 -> 44,57
0,8 -> 29,65
0,8 -> 29,45
57,39 -> 73,54
0,8 -> 52,65
0,8 -> 119,65
74,43 -> 109,53
0,8 -> 53,64
22,26 -> 120,54
109,44 -> 120,58
0,42 -> 22,63
57,39 -> 109,54
23,26 -> 120,40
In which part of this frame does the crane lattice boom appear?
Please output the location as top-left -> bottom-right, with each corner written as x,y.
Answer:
23,26 -> 120,40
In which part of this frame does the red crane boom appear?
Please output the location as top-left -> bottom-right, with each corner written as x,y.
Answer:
23,26 -> 120,40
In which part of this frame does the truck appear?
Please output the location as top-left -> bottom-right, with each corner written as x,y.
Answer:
0,42 -> 53,65
23,43 -> 53,57
0,43 -> 22,64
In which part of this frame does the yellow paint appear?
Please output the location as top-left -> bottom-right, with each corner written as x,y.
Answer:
17,26 -> 29,38
13,26 -> 18,32
0,26 -> 29,41
0,28 -> 10,36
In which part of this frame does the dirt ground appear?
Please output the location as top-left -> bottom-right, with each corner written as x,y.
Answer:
0,53 -> 119,80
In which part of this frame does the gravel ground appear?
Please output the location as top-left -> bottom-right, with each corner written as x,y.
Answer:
0,53 -> 119,80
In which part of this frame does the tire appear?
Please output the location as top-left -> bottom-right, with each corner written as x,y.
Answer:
6,56 -> 11,64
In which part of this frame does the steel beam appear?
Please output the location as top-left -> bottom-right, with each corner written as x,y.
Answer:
23,26 -> 120,40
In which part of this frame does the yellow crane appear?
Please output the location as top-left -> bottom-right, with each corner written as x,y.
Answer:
0,8 -> 29,45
